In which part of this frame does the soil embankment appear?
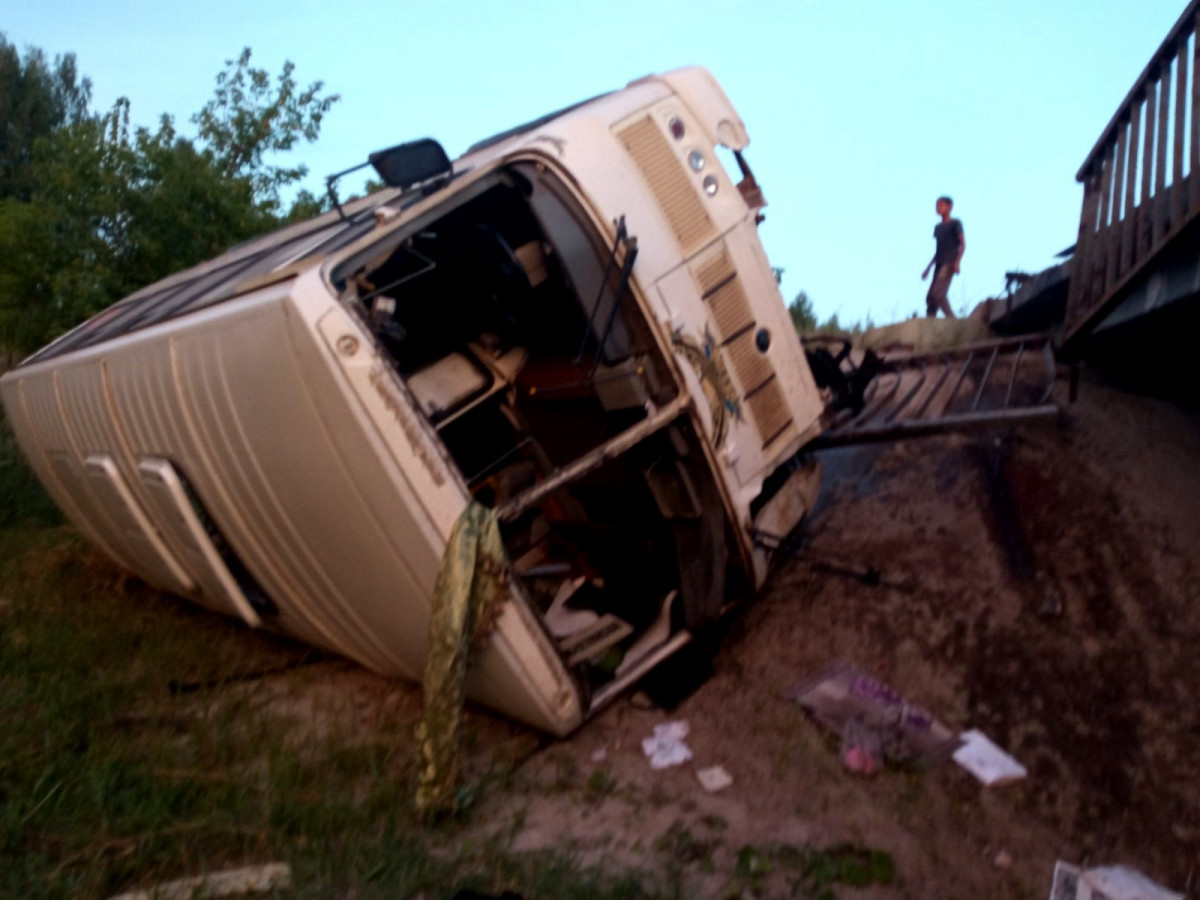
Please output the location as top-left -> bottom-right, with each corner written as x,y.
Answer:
459,368 -> 1200,896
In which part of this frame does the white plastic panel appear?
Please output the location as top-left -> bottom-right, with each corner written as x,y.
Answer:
136,457 -> 262,627
82,454 -> 195,596
44,451 -> 140,573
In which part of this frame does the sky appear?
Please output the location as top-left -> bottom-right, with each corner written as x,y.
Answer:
3,0 -> 1189,325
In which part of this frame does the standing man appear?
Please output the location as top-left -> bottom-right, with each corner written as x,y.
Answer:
921,196 -> 965,318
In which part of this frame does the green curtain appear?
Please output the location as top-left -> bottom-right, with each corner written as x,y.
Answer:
415,501 -> 509,815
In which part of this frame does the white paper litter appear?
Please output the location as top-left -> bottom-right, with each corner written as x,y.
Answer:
642,720 -> 692,769
1084,866 -> 1183,900
696,765 -> 733,792
952,728 -> 1027,785
1049,860 -> 1183,900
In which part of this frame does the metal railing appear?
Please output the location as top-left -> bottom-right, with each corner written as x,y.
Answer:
1065,1 -> 1200,344
804,334 -> 1058,449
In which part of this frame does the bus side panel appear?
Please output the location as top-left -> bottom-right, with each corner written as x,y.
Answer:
2,375 -> 137,572
3,253 -> 586,736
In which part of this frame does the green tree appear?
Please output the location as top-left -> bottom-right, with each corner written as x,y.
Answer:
284,187 -> 330,223
784,290 -> 874,337
0,45 -> 338,353
820,312 -> 842,333
788,290 -> 818,333
192,47 -> 339,211
0,118 -> 121,351
0,34 -> 92,201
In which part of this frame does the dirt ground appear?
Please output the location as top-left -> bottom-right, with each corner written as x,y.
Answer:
245,368 -> 1200,898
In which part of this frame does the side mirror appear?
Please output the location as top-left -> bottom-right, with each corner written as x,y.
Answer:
369,139 -> 453,190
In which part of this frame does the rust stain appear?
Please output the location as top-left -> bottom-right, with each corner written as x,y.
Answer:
367,364 -> 447,487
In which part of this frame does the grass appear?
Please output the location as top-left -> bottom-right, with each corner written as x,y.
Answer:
0,408 -> 678,899
0,413 -> 61,531
1,406 -> 898,898
732,842 -> 894,899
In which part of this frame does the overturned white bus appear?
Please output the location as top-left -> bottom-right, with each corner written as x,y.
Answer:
0,67 -> 1057,737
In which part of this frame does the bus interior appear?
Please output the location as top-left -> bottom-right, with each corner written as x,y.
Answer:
330,163 -> 743,703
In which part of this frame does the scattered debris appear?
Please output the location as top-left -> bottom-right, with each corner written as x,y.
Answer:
628,691 -> 656,711
642,721 -> 693,769
108,863 -> 291,900
1049,861 -> 1183,900
615,591 -> 677,678
952,729 -> 1027,786
751,531 -> 914,592
696,765 -> 733,792
839,718 -> 882,775
558,614 -> 634,668
788,662 -> 960,766
543,577 -> 598,638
